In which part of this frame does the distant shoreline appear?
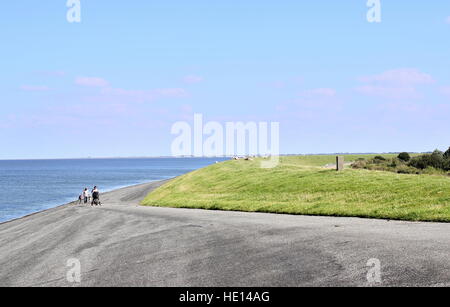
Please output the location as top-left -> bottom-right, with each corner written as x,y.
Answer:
0,157 -> 229,162
0,153 -> 431,162
0,157 -> 224,226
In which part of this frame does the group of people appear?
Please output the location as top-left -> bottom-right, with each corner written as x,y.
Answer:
78,186 -> 102,206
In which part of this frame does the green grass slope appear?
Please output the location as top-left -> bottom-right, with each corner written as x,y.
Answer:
142,155 -> 450,222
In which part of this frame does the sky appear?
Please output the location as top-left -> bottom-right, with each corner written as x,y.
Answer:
0,1 -> 449,159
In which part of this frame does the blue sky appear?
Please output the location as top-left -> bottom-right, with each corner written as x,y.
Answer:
0,1 -> 449,159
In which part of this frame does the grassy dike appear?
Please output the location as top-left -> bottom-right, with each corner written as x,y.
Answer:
141,155 -> 450,222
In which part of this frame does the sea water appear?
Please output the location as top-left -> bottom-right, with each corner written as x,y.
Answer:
0,158 -> 227,223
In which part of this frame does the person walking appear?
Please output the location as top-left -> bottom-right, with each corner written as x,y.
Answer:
91,186 -> 101,206
83,188 -> 89,204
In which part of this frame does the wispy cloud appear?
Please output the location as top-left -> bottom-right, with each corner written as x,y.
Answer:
356,85 -> 419,100
183,75 -> 204,84
300,88 -> 336,97
356,68 -> 433,99
98,87 -> 188,103
359,68 -> 434,85
75,77 -> 110,87
20,85 -> 50,92
74,76 -> 187,103
446,16 -> 450,24
275,87 -> 341,121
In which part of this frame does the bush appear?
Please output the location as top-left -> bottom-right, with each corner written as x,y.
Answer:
409,154 -> 444,170
431,150 -> 444,168
432,149 -> 444,158
389,158 -> 405,168
397,152 -> 411,162
351,148 -> 450,176
371,156 -> 387,165
409,155 -> 429,170
444,147 -> 450,160
351,159 -> 367,169
443,159 -> 450,171
374,156 -> 386,161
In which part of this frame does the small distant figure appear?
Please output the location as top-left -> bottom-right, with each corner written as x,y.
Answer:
83,188 -> 90,204
91,186 -> 102,206
78,194 -> 83,204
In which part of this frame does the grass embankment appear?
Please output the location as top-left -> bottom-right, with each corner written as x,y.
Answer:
142,155 -> 450,222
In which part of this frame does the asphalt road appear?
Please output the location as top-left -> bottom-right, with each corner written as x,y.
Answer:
0,181 -> 449,287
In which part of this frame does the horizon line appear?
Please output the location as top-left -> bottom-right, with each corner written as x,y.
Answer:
0,152 -> 429,162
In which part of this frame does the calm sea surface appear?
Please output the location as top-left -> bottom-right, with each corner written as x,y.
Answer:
0,158 -> 227,223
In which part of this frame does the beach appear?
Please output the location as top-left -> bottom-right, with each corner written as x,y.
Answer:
0,179 -> 449,287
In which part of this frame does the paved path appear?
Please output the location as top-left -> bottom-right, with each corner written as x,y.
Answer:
0,181 -> 449,287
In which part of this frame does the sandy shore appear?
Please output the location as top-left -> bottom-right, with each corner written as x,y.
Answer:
0,180 -> 449,287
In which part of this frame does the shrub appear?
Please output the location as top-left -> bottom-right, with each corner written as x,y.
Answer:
443,159 -> 450,171
351,148 -> 450,176
351,159 -> 367,169
371,156 -> 388,165
444,147 -> 450,160
432,149 -> 444,158
409,154 -> 444,170
374,156 -> 386,161
389,158 -> 405,168
397,152 -> 411,162
409,155 -> 429,170
431,150 -> 444,168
